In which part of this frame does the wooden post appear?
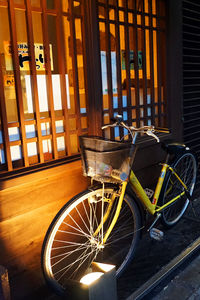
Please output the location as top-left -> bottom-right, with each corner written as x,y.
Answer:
0,266 -> 10,300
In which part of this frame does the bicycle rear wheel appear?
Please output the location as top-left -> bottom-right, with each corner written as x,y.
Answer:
160,151 -> 197,227
42,184 -> 141,295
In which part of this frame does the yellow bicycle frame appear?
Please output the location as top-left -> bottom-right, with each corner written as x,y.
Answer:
100,163 -> 189,244
129,164 -> 188,215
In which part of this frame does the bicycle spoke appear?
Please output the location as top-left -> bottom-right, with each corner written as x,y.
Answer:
51,244 -> 88,259
54,246 -> 93,277
62,221 -> 91,239
56,247 -> 98,282
75,206 -> 91,235
54,240 -> 88,247
58,229 -> 90,238
51,242 -> 91,267
106,231 -> 134,246
108,217 -> 134,241
162,152 -> 196,226
67,213 -> 91,238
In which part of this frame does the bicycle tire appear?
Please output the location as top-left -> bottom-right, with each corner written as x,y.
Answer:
42,184 -> 141,296
160,151 -> 197,228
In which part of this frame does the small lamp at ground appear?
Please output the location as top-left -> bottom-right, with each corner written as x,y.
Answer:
64,262 -> 117,300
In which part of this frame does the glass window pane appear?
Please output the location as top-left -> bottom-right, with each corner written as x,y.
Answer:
0,149 -> 5,164
47,15 -> 57,74
43,139 -> 52,161
27,142 -> 37,157
55,120 -> 64,133
98,0 -> 166,131
52,75 -> 62,111
41,122 -> 50,136
10,145 -> 22,161
15,10 -> 34,121
0,128 -> 2,143
37,75 -> 49,113
25,125 -> 36,138
8,127 -> 20,142
74,17 -> 87,115
32,12 -> 50,118
57,136 -> 65,152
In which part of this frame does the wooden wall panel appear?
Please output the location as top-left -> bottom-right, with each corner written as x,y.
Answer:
0,161 -> 88,299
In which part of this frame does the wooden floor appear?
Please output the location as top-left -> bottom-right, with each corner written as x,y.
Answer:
0,160 -> 88,299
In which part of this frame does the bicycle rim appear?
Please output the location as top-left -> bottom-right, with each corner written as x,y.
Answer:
161,152 -> 197,227
42,185 -> 141,294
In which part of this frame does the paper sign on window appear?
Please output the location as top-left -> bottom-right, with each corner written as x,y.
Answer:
121,50 -> 142,70
3,41 -> 54,71
4,74 -> 15,87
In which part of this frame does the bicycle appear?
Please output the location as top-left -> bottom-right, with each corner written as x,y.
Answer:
41,116 -> 197,295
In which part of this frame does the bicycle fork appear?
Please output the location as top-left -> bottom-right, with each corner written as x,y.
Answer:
93,181 -> 128,246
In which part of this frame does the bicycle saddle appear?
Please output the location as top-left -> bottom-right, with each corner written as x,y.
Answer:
161,142 -> 187,155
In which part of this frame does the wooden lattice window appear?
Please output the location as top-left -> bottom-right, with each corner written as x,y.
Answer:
0,0 -> 88,172
97,0 -> 166,139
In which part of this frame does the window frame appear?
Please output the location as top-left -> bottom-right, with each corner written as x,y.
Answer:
0,0 -> 171,178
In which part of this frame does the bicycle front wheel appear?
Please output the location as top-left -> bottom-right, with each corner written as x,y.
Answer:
42,184 -> 141,295
160,151 -> 197,227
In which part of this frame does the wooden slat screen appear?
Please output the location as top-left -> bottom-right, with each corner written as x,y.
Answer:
0,0 -> 89,173
182,0 -> 200,191
97,0 -> 166,140
183,0 -> 200,156
0,0 -> 167,175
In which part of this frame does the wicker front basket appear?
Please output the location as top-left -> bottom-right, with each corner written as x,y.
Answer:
79,136 -> 136,182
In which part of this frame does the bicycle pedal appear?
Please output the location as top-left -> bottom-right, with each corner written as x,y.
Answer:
149,228 -> 164,241
144,188 -> 154,199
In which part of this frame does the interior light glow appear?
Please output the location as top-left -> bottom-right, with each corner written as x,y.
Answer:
80,272 -> 104,286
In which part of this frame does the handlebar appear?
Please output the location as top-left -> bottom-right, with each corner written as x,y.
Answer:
102,115 -> 170,144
